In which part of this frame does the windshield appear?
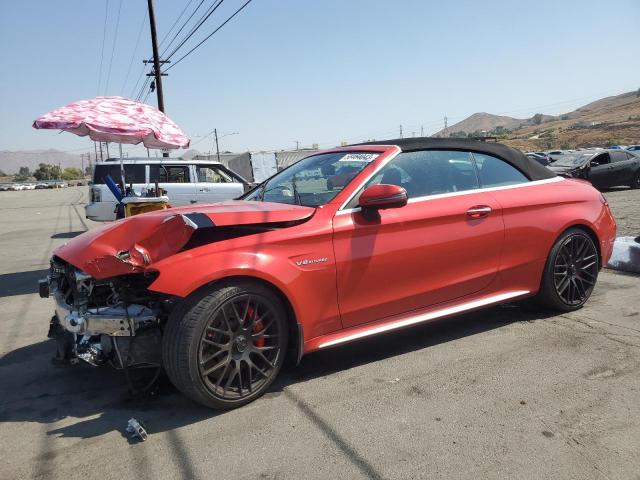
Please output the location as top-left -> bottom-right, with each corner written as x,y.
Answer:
552,153 -> 594,167
243,151 -> 379,206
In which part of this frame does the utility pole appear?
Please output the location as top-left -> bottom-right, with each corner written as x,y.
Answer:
399,125 -> 403,138
294,140 -> 300,150
214,128 -> 220,162
444,115 -> 448,132
421,125 -> 424,137
147,0 -> 170,157
147,0 -> 165,113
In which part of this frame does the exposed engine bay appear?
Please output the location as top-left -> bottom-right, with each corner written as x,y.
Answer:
40,257 -> 173,392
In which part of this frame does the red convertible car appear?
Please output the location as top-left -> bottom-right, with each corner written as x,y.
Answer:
41,138 -> 616,409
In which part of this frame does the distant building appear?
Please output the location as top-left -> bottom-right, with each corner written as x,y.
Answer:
193,148 -> 320,183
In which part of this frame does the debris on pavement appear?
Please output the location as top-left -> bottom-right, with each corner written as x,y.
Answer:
125,418 -> 148,442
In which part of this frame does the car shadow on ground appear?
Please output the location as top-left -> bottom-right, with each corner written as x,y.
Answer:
0,303 -> 557,442
0,269 -> 49,298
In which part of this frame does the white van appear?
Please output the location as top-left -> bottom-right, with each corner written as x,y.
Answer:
86,158 -> 248,222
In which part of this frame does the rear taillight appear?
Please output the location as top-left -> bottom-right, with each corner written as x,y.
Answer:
91,187 -> 101,203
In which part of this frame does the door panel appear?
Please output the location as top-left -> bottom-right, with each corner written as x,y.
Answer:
149,164 -> 197,206
589,163 -> 613,188
194,164 -> 244,203
609,152 -> 634,185
196,182 -> 244,203
588,153 -> 613,188
333,192 -> 504,328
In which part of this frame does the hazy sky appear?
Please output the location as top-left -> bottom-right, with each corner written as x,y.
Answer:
1,0 -> 638,156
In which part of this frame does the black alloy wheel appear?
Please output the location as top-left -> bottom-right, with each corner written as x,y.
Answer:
631,171 -> 640,189
198,293 -> 283,401
536,228 -> 599,312
552,234 -> 598,306
163,281 -> 288,409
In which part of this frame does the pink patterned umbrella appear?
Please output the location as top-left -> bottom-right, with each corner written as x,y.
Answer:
33,96 -> 190,149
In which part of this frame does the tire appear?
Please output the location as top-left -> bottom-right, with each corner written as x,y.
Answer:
630,171 -> 640,189
535,228 -> 599,312
163,280 -> 288,409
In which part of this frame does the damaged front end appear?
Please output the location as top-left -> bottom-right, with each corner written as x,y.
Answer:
39,212 -> 206,373
40,257 -> 173,382
39,201 -> 316,392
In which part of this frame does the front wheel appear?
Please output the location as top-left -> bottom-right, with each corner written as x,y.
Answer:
163,281 -> 288,409
535,228 -> 599,312
630,171 -> 640,189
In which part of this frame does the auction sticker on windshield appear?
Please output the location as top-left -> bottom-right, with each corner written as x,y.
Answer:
340,153 -> 379,162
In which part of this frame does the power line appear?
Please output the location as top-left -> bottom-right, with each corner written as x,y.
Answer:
142,85 -> 153,104
160,0 -> 207,57
158,0 -> 196,49
163,0 -> 226,62
104,0 -> 123,94
165,0 -> 253,71
97,0 -> 110,95
121,7 -> 148,95
135,76 -> 152,102
129,61 -> 147,98
129,0 -> 209,101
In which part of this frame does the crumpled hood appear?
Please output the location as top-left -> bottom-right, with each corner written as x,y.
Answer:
54,201 -> 315,279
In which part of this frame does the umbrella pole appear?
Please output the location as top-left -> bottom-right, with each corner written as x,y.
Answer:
119,143 -> 126,197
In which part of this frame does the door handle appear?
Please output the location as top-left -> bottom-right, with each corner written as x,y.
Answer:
190,200 -> 197,204
466,205 -> 492,218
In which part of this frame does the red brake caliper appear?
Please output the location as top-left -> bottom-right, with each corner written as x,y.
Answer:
249,306 -> 265,348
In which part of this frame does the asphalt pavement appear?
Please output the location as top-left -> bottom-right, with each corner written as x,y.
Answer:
1,186 -> 639,480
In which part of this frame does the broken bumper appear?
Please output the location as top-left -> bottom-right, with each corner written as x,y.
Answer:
40,274 -> 157,337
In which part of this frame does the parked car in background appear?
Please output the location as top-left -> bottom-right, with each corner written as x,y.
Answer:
43,138 -> 616,410
525,152 -> 551,166
548,149 -> 640,189
544,150 -> 569,162
86,158 -> 249,222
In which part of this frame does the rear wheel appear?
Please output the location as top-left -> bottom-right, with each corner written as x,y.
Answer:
630,171 -> 640,189
536,228 -> 599,312
163,281 -> 288,409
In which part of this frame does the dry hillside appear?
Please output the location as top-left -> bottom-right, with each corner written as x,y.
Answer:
436,91 -> 640,151
503,91 -> 640,151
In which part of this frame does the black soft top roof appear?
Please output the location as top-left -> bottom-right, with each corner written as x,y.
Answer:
354,137 -> 556,181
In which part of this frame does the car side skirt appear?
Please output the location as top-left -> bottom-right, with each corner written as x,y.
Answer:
303,289 -> 530,353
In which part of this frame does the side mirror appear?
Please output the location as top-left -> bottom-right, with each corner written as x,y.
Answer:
359,184 -> 408,210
